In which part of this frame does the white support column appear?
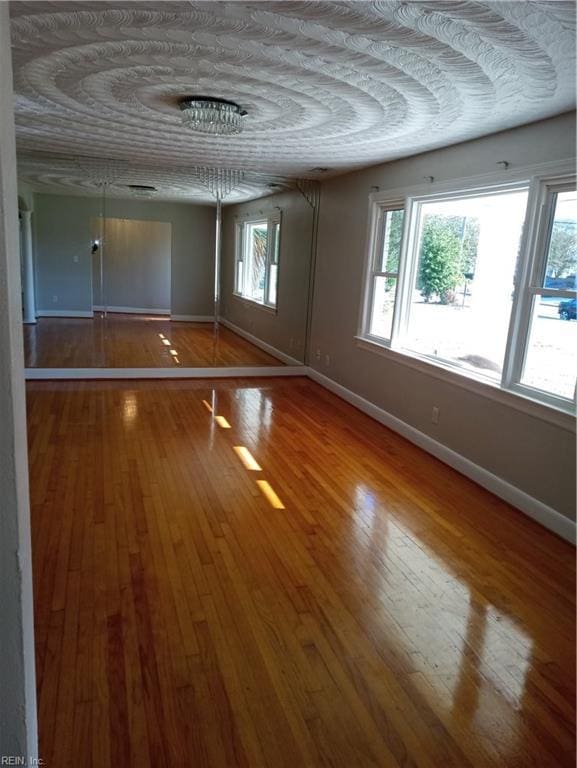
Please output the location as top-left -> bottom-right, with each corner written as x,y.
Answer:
0,3 -> 38,760
21,210 -> 36,324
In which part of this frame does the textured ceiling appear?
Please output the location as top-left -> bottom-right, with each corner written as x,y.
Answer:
10,1 -> 576,202
15,151 -> 294,204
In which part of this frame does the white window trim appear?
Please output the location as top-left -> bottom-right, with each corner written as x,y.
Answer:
231,293 -> 278,315
354,335 -> 575,431
358,159 -> 577,421
504,176 -> 577,400
233,211 -> 281,311
358,198 -> 405,343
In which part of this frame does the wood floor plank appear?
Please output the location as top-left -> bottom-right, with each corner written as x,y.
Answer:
26,377 -> 576,767
24,314 -> 286,368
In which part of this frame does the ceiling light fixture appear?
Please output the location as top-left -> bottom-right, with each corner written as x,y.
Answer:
128,184 -> 157,198
179,96 -> 247,136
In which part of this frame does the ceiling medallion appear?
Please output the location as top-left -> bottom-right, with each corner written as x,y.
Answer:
179,96 -> 247,136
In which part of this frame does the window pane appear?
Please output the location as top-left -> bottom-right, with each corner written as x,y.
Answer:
268,264 -> 278,306
405,190 -> 528,379
378,209 -> 404,272
543,190 -> 577,290
245,222 -> 268,303
272,222 -> 280,264
521,295 -> 577,400
369,276 -> 397,341
235,260 -> 243,293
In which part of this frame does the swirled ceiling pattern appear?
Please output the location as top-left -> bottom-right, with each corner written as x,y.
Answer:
10,1 -> 576,202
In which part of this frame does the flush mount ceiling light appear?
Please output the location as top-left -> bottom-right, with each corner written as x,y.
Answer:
128,184 -> 157,198
179,96 -> 247,136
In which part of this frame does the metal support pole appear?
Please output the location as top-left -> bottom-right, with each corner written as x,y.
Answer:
100,183 -> 107,317
21,210 -> 36,324
303,190 -> 320,366
214,195 -> 222,324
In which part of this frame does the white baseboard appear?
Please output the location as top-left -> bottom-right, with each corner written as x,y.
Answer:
37,310 -> 93,318
25,366 -> 306,380
93,306 -> 170,315
171,314 -> 214,322
307,368 -> 576,544
218,317 -> 304,366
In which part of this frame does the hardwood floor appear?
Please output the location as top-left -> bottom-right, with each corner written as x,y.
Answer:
26,377 -> 575,767
23,314 -> 286,368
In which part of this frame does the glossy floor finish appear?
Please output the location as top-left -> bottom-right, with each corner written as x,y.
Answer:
24,314 -> 285,368
27,378 -> 575,767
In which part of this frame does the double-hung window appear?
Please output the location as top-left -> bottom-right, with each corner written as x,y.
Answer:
509,180 -> 577,404
359,169 -> 577,414
363,204 -> 404,343
234,212 -> 281,309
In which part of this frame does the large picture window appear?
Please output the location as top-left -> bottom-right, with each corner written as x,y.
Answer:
403,190 -> 528,380
359,171 -> 577,414
234,213 -> 281,309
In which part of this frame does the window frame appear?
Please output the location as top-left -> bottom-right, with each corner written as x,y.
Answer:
504,176 -> 577,408
234,211 -> 282,310
267,219 -> 281,307
358,163 -> 577,419
360,199 -> 405,345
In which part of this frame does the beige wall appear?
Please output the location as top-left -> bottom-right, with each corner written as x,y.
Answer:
92,217 -> 172,312
220,189 -> 314,363
33,193 -> 215,317
310,112 -> 577,522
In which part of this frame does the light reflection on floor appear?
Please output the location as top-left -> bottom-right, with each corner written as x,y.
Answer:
36,376 -> 571,765
122,391 -> 138,427
24,315 -> 288,368
232,387 -> 273,439
201,389 -> 285,509
349,481 -> 533,736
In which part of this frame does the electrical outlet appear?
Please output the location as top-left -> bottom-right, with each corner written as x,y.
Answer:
73,254 -> 79,263
52,295 -> 58,303
325,354 -> 330,366
431,406 -> 440,425
315,348 -> 321,360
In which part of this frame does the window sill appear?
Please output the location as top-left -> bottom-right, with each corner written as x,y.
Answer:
355,335 -> 576,432
232,293 -> 277,315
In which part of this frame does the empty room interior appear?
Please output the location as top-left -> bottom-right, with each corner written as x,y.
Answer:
1,2 -> 576,766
